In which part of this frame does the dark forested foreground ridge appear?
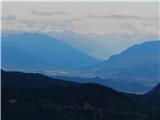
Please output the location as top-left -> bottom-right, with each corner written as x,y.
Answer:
2,70 -> 160,120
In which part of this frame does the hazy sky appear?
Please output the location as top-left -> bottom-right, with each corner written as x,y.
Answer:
2,2 -> 159,35
2,2 -> 159,59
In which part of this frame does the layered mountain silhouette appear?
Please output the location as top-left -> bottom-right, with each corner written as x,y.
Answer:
47,31 -> 157,60
54,76 -> 151,93
2,70 -> 160,120
93,41 -> 160,78
2,33 -> 99,70
59,40 -> 159,93
47,31 -> 114,59
92,40 -> 160,81
2,31 -> 160,99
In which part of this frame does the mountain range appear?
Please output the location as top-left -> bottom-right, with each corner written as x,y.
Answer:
2,30 -> 158,60
47,31 -> 114,59
2,33 -> 99,71
2,31 -> 160,93
47,31 -> 157,60
87,40 -> 160,90
49,40 -> 160,93
93,40 -> 159,78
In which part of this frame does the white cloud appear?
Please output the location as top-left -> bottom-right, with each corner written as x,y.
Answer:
31,10 -> 68,16
2,2 -> 159,36
87,14 -> 149,20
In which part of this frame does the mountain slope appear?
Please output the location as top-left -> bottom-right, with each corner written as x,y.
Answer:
148,83 -> 160,96
94,40 -> 160,80
2,70 -> 160,120
127,83 -> 160,108
85,40 -> 160,93
47,31 -> 114,60
2,43 -> 46,70
142,83 -> 160,107
1,70 -> 146,120
55,76 -> 151,93
1,70 -> 77,87
47,31 -> 158,60
96,40 -> 159,70
2,33 -> 99,70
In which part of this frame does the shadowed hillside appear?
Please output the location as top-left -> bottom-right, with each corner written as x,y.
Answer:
2,70 -> 160,120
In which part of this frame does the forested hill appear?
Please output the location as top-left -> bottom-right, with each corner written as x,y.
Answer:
2,70 -> 160,120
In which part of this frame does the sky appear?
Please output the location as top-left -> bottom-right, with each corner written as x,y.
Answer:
2,2 -> 159,35
2,2 -> 159,59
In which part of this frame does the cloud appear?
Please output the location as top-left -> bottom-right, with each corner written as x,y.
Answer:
19,17 -> 84,32
20,20 -> 35,27
120,22 -> 139,34
2,15 -> 16,24
40,20 -> 75,32
87,14 -> 149,21
19,19 -> 76,32
31,10 -> 68,16
64,18 -> 84,23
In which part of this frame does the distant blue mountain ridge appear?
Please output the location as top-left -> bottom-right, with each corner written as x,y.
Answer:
2,32 -> 99,71
90,40 -> 160,82
56,40 -> 160,93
